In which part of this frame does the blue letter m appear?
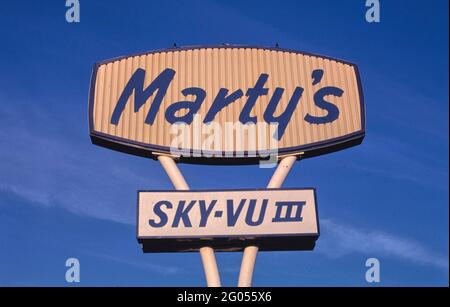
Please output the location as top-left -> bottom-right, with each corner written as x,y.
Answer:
110,68 -> 175,125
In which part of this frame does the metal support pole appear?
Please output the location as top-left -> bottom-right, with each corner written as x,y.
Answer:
157,155 -> 222,287
237,155 -> 298,287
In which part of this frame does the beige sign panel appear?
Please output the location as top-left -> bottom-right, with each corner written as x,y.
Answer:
137,188 -> 319,252
89,45 -> 365,163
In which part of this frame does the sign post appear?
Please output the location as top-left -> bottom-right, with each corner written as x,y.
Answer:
158,153 -> 299,287
238,155 -> 298,287
157,154 -> 221,287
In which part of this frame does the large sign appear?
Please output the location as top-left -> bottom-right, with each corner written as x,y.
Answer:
137,188 -> 319,252
89,45 -> 365,163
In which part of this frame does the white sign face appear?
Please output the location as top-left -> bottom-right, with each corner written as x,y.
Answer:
89,46 -> 365,164
137,188 -> 319,252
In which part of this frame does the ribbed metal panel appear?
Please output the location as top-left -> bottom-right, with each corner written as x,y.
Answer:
89,46 -> 364,160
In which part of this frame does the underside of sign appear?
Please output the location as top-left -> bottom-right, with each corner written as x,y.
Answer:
89,45 -> 365,164
140,236 -> 318,253
137,188 -> 319,253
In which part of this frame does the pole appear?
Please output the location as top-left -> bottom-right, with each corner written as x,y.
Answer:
157,155 -> 222,287
237,155 -> 298,287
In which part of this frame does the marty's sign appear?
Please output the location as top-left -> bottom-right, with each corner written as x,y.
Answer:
137,188 -> 319,252
89,45 -> 365,163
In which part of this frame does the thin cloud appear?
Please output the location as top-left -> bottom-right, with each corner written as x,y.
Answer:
0,99 -> 166,224
341,132 -> 449,191
83,251 -> 183,276
318,219 -> 449,271
0,183 -> 51,207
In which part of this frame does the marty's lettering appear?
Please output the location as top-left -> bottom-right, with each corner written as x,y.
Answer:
110,68 -> 343,140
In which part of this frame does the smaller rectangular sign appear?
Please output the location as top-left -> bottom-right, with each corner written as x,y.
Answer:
137,188 -> 319,252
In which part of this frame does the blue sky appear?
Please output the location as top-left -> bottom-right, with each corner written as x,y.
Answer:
0,0 -> 448,286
